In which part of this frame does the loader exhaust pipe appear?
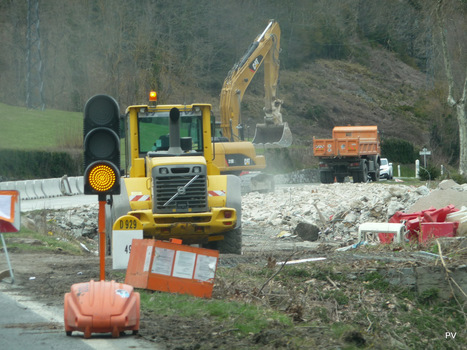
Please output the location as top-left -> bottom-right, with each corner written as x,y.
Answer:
168,107 -> 183,154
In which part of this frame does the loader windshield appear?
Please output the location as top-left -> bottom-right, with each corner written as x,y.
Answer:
137,111 -> 204,154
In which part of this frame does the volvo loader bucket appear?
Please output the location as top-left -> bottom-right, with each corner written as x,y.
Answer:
252,122 -> 292,148
64,280 -> 140,338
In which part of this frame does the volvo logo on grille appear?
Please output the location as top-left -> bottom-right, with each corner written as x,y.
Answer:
163,175 -> 199,207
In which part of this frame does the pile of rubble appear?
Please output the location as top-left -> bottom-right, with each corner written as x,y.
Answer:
242,180 -> 467,243
22,180 -> 467,246
23,204 -> 99,240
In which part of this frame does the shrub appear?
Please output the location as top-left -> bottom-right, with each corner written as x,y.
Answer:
450,172 -> 467,184
419,164 -> 440,181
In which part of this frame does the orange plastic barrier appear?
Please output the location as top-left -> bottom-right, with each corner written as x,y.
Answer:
125,239 -> 219,298
419,222 -> 458,243
124,239 -> 156,288
383,205 -> 459,243
64,280 -> 140,338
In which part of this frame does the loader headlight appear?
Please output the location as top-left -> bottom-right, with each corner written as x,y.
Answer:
193,166 -> 202,173
159,167 -> 169,174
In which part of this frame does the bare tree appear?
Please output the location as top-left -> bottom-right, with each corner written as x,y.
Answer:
435,0 -> 467,175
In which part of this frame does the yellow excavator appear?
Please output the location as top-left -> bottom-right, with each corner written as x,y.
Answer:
213,19 -> 292,192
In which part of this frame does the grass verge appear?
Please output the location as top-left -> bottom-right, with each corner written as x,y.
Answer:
2,227 -> 84,255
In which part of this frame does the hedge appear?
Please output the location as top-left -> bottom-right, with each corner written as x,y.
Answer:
381,137 -> 417,164
0,149 -> 83,181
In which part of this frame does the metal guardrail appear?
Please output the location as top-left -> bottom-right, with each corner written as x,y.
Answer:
0,176 -> 84,200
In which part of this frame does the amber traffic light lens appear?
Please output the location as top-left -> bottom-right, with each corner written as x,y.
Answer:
87,163 -> 117,192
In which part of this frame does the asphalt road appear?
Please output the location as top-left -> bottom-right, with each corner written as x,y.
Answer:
2,194 -> 160,349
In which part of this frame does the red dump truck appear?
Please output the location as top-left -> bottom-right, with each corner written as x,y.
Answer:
313,125 -> 381,183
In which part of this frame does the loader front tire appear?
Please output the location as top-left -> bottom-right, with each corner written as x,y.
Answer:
205,227 -> 242,255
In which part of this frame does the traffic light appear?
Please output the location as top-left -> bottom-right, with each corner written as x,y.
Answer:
83,95 -> 121,195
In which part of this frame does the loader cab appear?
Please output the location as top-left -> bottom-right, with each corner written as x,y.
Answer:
125,103 -> 219,178
136,109 -> 204,157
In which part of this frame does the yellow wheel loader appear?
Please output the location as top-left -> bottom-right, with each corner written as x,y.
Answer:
107,100 -> 242,255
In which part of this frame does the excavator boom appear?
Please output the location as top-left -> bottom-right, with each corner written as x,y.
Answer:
219,19 -> 292,148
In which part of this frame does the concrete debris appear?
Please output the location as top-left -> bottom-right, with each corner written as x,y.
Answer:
293,222 -> 320,242
243,181 -> 466,244
409,180 -> 467,213
24,204 -> 99,239
22,180 -> 467,247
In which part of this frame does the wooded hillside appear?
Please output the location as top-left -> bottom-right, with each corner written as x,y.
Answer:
0,0 -> 465,170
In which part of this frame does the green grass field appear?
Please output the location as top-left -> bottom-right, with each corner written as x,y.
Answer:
0,103 -> 82,150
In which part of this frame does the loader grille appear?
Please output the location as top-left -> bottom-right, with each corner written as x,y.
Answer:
152,165 -> 208,214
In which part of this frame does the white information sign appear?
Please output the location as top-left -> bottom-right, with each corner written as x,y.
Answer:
143,246 -> 153,272
0,195 -> 12,220
172,251 -> 196,279
194,254 -> 217,281
151,247 -> 175,275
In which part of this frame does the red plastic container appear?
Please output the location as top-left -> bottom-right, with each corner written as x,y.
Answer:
419,222 -> 457,243
64,280 -> 140,338
378,233 -> 395,244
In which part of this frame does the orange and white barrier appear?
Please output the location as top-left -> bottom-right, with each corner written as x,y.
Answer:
0,190 -> 21,283
125,239 -> 219,298
0,190 -> 21,233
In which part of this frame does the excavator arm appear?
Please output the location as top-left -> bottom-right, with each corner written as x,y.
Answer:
219,19 -> 292,148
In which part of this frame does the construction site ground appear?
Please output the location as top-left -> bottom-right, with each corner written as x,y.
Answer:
1,181 -> 467,349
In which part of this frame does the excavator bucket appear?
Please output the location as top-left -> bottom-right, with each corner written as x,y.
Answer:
252,122 -> 292,148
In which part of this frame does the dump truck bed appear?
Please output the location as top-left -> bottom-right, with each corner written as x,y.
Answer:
313,126 -> 380,158
313,137 -> 380,157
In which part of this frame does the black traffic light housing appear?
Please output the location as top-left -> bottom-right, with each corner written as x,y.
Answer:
83,95 -> 121,196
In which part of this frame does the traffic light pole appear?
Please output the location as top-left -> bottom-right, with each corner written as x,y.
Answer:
98,195 -> 106,281
66,94 -> 140,338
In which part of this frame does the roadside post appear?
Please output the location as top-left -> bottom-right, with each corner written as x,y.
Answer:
64,95 -> 140,339
0,190 -> 20,284
419,147 -> 431,168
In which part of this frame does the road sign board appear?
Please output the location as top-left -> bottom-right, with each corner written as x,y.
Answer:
419,148 -> 431,156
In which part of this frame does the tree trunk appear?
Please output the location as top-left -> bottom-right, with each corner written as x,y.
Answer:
436,0 -> 467,175
457,102 -> 467,175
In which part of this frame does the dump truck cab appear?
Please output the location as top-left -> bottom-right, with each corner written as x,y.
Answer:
108,102 -> 242,254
